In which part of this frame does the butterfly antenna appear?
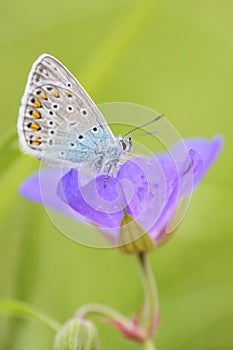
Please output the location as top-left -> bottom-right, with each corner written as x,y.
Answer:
128,130 -> 158,137
123,114 -> 163,138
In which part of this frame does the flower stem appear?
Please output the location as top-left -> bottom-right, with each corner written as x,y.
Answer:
76,253 -> 159,344
76,303 -> 130,324
137,252 -> 159,336
143,339 -> 157,350
76,303 -> 146,341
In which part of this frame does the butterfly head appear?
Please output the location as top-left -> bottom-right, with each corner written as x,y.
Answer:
119,136 -> 132,154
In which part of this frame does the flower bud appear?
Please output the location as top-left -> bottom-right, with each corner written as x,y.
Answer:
118,211 -> 155,254
54,318 -> 98,350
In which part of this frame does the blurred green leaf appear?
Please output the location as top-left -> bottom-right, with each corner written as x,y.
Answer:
0,129 -> 20,178
0,299 -> 60,332
82,0 -> 157,96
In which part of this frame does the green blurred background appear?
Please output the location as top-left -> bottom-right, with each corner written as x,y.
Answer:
0,0 -> 232,349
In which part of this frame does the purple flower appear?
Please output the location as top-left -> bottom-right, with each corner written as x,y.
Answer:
19,136 -> 223,249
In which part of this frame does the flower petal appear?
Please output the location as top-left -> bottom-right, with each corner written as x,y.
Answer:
182,135 -> 223,187
58,170 -> 125,231
19,136 -> 223,247
151,136 -> 223,240
19,168 -> 86,223
117,157 -> 167,235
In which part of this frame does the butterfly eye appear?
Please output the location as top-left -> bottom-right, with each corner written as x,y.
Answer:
121,140 -> 127,151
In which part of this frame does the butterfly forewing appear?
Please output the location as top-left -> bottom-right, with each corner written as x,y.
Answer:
18,54 -> 114,167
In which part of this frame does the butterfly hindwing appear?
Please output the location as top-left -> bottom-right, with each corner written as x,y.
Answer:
18,54 -> 114,167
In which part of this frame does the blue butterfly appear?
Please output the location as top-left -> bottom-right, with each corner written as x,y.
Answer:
17,54 -> 161,185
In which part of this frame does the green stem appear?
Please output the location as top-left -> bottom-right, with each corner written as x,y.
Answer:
76,303 -> 128,323
0,299 -> 60,332
137,253 -> 159,335
143,339 -> 157,350
76,253 -> 159,343
76,303 -> 146,339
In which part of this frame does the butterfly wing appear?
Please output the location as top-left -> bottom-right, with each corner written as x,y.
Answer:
17,54 -> 114,167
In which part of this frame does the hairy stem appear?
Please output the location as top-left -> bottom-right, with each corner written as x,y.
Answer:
137,252 -> 159,336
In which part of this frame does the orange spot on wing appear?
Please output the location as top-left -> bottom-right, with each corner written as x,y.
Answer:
32,110 -> 41,119
64,91 -> 72,97
33,99 -> 42,108
52,90 -> 60,98
32,140 -> 41,146
39,92 -> 47,99
29,122 -> 41,131
30,136 -> 42,147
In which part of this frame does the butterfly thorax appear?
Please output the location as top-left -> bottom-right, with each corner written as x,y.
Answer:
74,135 -> 132,184
90,136 -> 132,173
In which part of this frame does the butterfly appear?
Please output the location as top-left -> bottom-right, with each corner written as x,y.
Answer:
17,54 -> 133,185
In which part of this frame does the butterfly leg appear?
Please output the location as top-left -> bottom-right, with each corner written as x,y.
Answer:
104,163 -> 114,188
